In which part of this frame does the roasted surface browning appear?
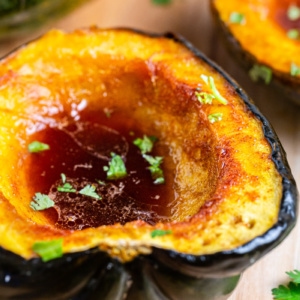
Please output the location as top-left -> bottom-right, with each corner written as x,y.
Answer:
0,28 -> 282,261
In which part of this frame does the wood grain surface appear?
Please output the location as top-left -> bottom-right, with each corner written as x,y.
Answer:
1,1 -> 299,299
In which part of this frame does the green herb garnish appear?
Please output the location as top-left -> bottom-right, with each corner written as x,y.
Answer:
97,180 -> 106,186
208,113 -> 223,124
57,183 -> 76,193
30,193 -> 54,211
290,62 -> 300,76
287,5 -> 300,21
286,270 -> 300,284
249,64 -> 272,84
103,153 -> 127,180
200,75 -> 228,105
79,184 -> 101,200
143,154 -> 165,184
151,229 -> 172,238
195,91 -> 214,104
57,173 -> 76,192
229,12 -> 245,24
152,0 -> 172,5
272,270 -> 300,299
32,239 -> 63,262
287,29 -> 300,40
61,173 -> 66,184
28,141 -> 50,153
103,108 -> 113,118
133,135 -> 157,154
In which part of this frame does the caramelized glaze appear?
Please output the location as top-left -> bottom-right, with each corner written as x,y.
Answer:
28,110 -> 170,229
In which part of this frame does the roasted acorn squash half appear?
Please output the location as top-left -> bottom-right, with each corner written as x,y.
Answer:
0,28 -> 297,300
211,0 -> 300,105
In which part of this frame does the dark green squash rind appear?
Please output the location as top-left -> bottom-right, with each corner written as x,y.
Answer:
0,28 -> 297,299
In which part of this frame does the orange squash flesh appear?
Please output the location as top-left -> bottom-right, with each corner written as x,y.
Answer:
0,28 -> 282,262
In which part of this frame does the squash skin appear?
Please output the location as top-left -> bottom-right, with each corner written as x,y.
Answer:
210,0 -> 300,105
0,28 -> 297,299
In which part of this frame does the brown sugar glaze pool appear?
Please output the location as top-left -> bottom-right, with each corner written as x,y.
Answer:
27,109 -> 172,230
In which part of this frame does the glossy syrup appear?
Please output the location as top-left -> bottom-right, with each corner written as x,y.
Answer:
28,111 -> 171,230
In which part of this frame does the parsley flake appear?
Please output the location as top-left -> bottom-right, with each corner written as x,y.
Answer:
272,270 -> 300,299
287,5 -> 300,21
32,239 -> 63,262
143,154 -> 165,184
151,229 -> 172,238
200,75 -> 228,105
195,91 -> 214,104
79,184 -> 101,200
103,108 -> 113,118
103,153 -> 127,180
152,0 -> 172,5
28,141 -> 50,153
30,193 -> 54,211
208,113 -> 223,123
290,62 -> 300,76
57,183 -> 76,193
57,174 -> 76,192
249,64 -> 272,84
61,173 -> 66,184
97,180 -> 106,186
229,12 -> 246,24
133,135 -> 157,154
287,29 -> 300,39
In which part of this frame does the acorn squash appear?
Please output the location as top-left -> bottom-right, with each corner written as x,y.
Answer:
211,0 -> 300,105
0,27 -> 297,300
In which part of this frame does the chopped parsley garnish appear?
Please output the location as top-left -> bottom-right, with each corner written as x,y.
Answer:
28,141 -> 50,153
195,91 -> 214,104
151,229 -> 172,238
152,0 -> 172,5
103,108 -> 113,118
287,5 -> 300,21
133,135 -> 157,154
57,182 -> 76,193
200,75 -> 228,105
103,153 -> 127,180
30,193 -> 54,211
32,239 -> 63,262
287,29 -> 300,40
229,12 -> 245,24
97,180 -> 106,186
272,270 -> 300,299
249,64 -> 272,84
290,62 -> 300,76
57,173 -> 76,192
143,154 -> 165,184
208,113 -> 223,123
79,184 -> 101,200
61,173 -> 66,184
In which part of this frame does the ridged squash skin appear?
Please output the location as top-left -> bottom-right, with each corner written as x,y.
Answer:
0,27 -> 297,300
211,0 -> 300,104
